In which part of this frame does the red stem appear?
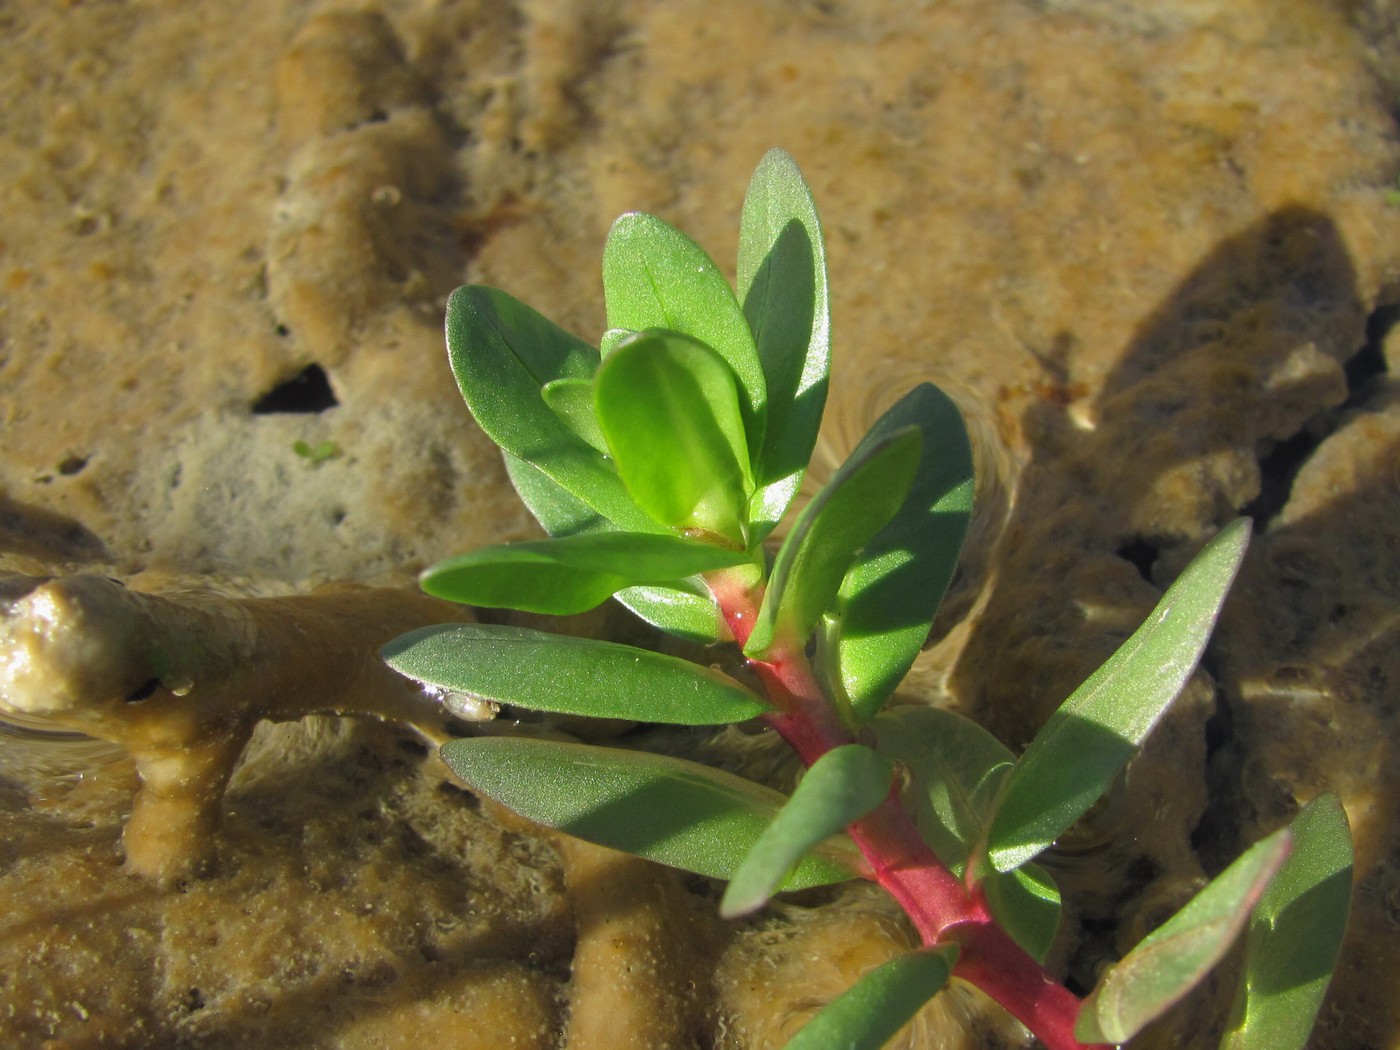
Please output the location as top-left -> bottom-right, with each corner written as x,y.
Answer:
714,579 -> 1105,1050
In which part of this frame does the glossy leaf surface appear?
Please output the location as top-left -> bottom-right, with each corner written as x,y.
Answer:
721,745 -> 894,918
440,737 -> 860,888
445,286 -> 655,531
831,384 -> 974,721
384,623 -> 767,725
1220,794 -> 1353,1050
603,211 -> 766,454
744,426 -> 921,659
737,148 -> 831,538
594,331 -> 754,543
420,533 -> 749,615
784,947 -> 958,1050
986,518 -> 1252,873
1077,827 -> 1290,1045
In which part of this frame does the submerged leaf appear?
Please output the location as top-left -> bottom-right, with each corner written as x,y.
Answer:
1077,827 -> 1291,1045
985,519 -> 1252,873
721,745 -> 893,918
440,736 -> 861,888
784,947 -> 958,1050
384,623 -> 768,725
1220,794 -> 1353,1050
737,148 -> 831,539
420,532 -> 749,615
832,384 -> 974,721
594,331 -> 754,544
745,426 -> 921,660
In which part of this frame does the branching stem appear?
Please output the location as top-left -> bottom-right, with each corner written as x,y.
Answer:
715,580 -> 1105,1050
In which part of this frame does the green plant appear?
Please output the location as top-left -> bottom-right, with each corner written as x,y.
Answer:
383,150 -> 1353,1049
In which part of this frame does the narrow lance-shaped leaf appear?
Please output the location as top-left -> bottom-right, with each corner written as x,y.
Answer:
1220,794 -> 1353,1050
831,384 -> 975,722
445,286 -> 657,532
744,426 -> 922,660
384,623 -> 768,725
1076,827 -> 1292,1046
721,745 -> 894,918
603,211 -> 767,458
984,518 -> 1252,873
440,736 -> 862,889
595,331 -> 754,545
737,148 -> 831,539
783,947 -> 958,1050
419,532 -> 751,616
502,454 -> 729,644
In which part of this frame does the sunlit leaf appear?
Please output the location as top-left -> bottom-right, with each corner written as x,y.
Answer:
594,331 -> 754,544
504,452 -> 611,538
831,384 -> 974,722
542,377 -> 608,452
721,745 -> 893,918
985,518 -> 1252,873
502,455 -> 728,643
737,148 -> 831,539
440,736 -> 861,888
420,533 -> 749,615
1076,827 -> 1290,1045
1220,794 -> 1353,1050
603,211 -> 766,456
783,946 -> 958,1050
445,286 -> 656,532
744,426 -> 921,660
384,623 -> 768,725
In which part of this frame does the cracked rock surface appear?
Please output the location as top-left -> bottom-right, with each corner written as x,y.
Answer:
2,1 -> 1400,1047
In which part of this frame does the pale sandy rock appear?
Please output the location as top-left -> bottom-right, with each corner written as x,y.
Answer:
1,0 -> 1399,1047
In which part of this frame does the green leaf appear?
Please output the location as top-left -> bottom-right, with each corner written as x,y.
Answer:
737,149 -> 831,539
830,384 -> 974,722
594,331 -> 754,543
504,452 -> 611,537
1076,827 -> 1291,1045
440,736 -> 861,888
615,581 -> 728,644
869,706 -> 1062,962
985,518 -> 1252,873
783,946 -> 958,1050
721,745 -> 894,918
745,426 -> 922,660
983,863 -> 1062,965
419,533 -> 749,615
1220,794 -> 1353,1050
870,706 -> 1015,873
446,286 -> 657,532
603,211 -> 766,456
542,377 -> 608,452
383,623 -> 768,725
502,454 -> 730,644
